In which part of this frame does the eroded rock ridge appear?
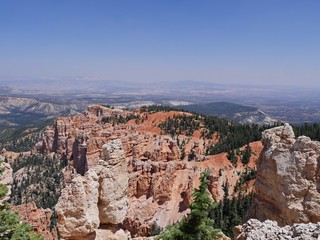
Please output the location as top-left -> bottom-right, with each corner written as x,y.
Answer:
248,123 -> 320,225
55,139 -> 129,239
38,105 -> 262,239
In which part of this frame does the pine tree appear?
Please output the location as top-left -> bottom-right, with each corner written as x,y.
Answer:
241,145 -> 251,164
157,170 -> 221,240
227,149 -> 237,165
148,221 -> 162,236
0,161 -> 44,240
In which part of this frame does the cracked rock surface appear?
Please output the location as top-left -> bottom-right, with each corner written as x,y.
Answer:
248,123 -> 320,226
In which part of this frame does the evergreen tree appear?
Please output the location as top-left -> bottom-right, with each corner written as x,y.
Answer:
148,221 -> 162,236
210,188 -> 255,237
158,171 -> 221,240
0,162 -> 44,240
227,149 -> 237,165
241,145 -> 251,164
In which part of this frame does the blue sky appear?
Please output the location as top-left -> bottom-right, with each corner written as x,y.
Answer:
0,0 -> 319,86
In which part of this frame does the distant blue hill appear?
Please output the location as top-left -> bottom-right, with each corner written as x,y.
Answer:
179,102 -> 277,125
181,102 -> 257,117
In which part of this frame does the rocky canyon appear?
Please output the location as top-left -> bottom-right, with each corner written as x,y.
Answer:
1,105 -> 260,239
4,105 -> 320,239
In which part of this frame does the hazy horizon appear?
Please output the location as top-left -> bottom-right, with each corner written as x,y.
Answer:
1,1 -> 319,87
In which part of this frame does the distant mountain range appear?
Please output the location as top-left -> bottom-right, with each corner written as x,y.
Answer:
0,96 -> 279,127
1,80 -> 320,124
0,97 -> 82,127
180,102 -> 278,125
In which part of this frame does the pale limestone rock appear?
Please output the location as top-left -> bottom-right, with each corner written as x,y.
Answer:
102,139 -> 126,165
95,227 -> 130,240
56,139 -> 129,239
56,170 -> 100,238
0,159 -> 13,204
99,139 -> 129,224
234,219 -> 320,240
248,123 -> 320,225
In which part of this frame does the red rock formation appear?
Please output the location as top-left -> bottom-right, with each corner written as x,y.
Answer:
11,202 -> 55,240
36,105 -> 263,238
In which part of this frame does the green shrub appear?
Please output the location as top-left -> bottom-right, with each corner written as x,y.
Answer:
0,163 -> 44,240
157,171 -> 221,240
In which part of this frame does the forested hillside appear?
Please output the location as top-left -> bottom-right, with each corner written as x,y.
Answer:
0,124 -> 50,152
0,160 -> 44,239
293,123 -> 320,141
150,105 -> 279,159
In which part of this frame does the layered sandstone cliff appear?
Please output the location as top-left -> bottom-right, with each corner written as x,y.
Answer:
37,105 -> 262,238
248,123 -> 320,225
55,139 -> 129,239
11,202 -> 55,239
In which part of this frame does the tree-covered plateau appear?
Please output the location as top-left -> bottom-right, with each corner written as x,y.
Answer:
11,154 -> 66,209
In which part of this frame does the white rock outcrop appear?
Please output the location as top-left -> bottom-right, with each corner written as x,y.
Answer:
235,219 -> 320,240
55,170 -> 100,238
98,139 -> 129,224
248,123 -> 320,225
56,139 -> 129,239
0,159 -> 13,204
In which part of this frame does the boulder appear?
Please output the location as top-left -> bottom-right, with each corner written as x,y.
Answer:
234,219 -> 320,240
248,123 -> 320,225
55,170 -> 100,238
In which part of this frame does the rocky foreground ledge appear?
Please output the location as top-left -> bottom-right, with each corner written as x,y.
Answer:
235,123 -> 320,239
234,219 -> 320,240
248,123 -> 320,225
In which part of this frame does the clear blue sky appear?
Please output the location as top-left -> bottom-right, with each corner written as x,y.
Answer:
0,0 -> 319,86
